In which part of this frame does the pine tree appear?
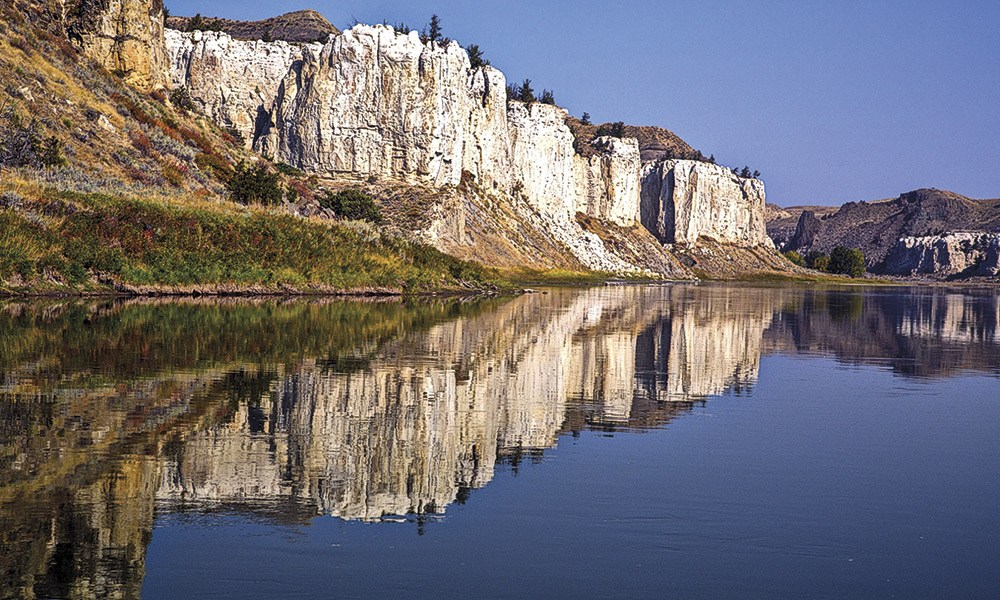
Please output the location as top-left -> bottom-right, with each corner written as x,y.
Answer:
518,79 -> 535,103
581,112 -> 591,125
187,13 -> 204,32
466,44 -> 487,69
424,14 -> 442,43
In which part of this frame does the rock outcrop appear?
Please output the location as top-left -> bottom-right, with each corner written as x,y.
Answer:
640,159 -> 772,247
883,233 -> 1000,277
786,209 -> 821,250
69,0 -> 169,91
165,22 -> 779,274
166,29 -> 321,146
767,189 -> 1000,273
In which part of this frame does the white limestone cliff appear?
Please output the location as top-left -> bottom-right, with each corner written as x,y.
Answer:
641,159 -> 772,247
165,29 -> 323,147
884,233 -> 1000,277
164,23 -> 773,272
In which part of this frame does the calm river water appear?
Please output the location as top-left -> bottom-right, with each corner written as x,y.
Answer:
2,284 -> 999,599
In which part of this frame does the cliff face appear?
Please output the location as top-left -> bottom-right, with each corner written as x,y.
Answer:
165,29 -> 321,147
508,102 -> 640,226
69,0 -> 168,91
884,233 -> 1000,277
641,159 -> 771,246
165,23 -> 778,274
257,26 -> 511,191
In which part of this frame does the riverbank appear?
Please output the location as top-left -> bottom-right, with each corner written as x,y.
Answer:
0,180 -> 514,297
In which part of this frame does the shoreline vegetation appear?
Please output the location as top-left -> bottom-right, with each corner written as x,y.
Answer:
0,177 -> 511,297
0,176 -> 906,298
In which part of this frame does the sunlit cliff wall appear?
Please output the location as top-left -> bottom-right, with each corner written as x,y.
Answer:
640,159 -> 772,247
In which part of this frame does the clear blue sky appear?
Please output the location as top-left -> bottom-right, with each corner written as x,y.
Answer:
166,0 -> 1000,207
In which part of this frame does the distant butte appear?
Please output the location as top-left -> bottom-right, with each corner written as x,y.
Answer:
166,9 -> 340,43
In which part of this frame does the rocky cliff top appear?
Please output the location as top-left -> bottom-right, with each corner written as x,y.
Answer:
166,9 -> 339,43
565,117 -> 696,163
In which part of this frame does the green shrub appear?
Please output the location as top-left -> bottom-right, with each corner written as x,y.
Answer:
319,189 -> 383,224
804,250 -> 828,271
828,246 -> 866,278
783,250 -> 805,267
226,161 -> 283,205
275,162 -> 304,176
170,87 -> 196,112
595,121 -> 626,138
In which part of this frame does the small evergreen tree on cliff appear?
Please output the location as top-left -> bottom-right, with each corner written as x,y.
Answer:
187,13 -> 204,32
506,83 -> 519,102
466,44 -> 488,69
581,112 -> 591,125
518,79 -> 535,103
423,14 -> 442,43
595,121 -> 625,138
540,89 -> 555,105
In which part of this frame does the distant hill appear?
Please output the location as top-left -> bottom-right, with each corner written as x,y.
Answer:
769,189 -> 1000,269
166,10 -> 339,43
564,117 -> 696,162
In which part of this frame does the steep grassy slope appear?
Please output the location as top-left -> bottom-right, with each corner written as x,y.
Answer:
0,177 -> 503,294
0,6 -> 507,295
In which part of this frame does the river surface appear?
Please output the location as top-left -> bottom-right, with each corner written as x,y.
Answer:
2,284 -> 999,599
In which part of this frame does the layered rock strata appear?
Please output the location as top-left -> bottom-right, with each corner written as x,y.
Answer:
165,23 -> 774,272
69,0 -> 169,91
641,159 -> 772,247
883,233 -> 1000,277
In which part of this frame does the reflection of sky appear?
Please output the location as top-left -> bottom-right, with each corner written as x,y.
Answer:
143,357 -> 1000,599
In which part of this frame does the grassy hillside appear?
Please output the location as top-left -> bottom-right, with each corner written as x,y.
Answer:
0,177 -> 504,294
0,5 -> 513,295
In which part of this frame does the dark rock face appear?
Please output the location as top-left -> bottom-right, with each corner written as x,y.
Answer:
166,10 -> 339,43
786,210 -> 821,251
767,189 -> 1000,274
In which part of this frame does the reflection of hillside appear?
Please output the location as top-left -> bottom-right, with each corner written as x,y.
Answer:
9,286 -> 994,596
0,297 -> 497,599
158,286 -> 774,521
763,289 -> 1000,378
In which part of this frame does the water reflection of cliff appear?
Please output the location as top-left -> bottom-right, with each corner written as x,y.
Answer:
3,285 -> 999,597
763,288 -> 1000,378
157,286 -> 774,521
